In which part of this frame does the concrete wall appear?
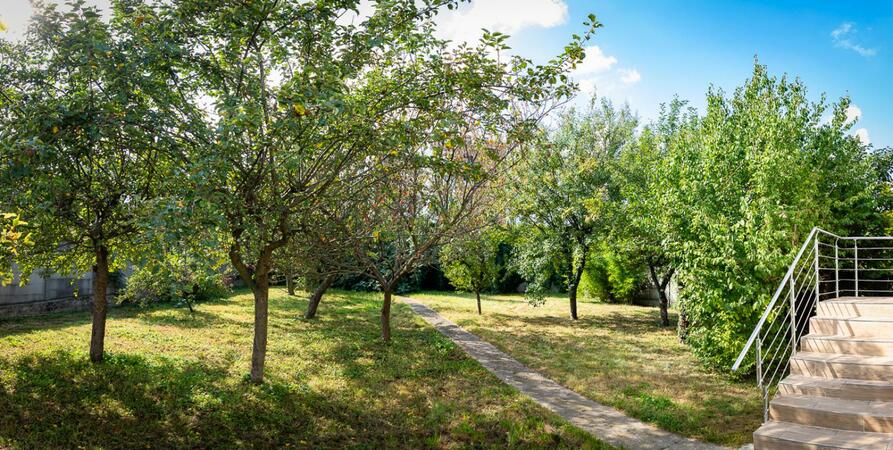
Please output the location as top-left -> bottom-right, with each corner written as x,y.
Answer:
0,266 -> 121,318
631,277 -> 679,308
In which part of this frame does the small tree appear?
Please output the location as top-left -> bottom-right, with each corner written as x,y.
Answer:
0,2 -> 189,362
274,229 -> 343,319
510,99 -> 637,319
440,227 -> 501,314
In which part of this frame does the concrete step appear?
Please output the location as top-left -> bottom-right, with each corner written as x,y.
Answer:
818,297 -> 893,320
770,394 -> 893,433
790,353 -> 893,381
753,420 -> 893,450
779,375 -> 893,402
810,316 -> 893,338
801,334 -> 893,356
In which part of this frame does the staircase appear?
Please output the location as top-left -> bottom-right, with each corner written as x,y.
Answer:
755,297 -> 893,449
733,228 -> 893,449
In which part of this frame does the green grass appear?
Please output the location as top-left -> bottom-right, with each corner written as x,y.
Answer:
0,288 -> 612,449
411,291 -> 763,447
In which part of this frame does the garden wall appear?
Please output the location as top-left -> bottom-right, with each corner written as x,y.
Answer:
0,266 -> 122,318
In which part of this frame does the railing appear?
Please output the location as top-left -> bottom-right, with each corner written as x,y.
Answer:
732,227 -> 893,422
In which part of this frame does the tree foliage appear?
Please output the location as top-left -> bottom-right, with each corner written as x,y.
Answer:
659,62 -> 883,368
510,99 -> 637,319
440,227 -> 502,314
0,1 -> 188,362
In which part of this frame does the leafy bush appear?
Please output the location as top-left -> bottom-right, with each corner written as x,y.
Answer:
661,63 -> 885,370
120,255 -> 231,309
579,243 -> 645,303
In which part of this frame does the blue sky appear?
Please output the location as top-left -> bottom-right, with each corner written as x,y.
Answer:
489,0 -> 892,147
3,0 -> 890,146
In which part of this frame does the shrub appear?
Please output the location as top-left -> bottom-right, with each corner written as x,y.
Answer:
120,256 -> 231,310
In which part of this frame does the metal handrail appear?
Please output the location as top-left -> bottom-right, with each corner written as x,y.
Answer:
732,226 -> 893,422
732,227 -> 820,371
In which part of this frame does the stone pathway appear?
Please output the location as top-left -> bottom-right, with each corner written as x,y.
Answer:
400,296 -> 730,450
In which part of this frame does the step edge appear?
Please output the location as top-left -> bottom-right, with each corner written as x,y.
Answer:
755,421 -> 893,448
773,394 -> 893,413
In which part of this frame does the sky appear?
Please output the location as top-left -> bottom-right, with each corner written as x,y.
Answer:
2,0 -> 890,147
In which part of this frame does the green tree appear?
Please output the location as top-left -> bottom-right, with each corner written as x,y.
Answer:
0,2 -> 189,362
510,99 -> 637,319
662,62 -> 883,368
166,0 -> 496,380
0,213 -> 32,285
440,227 -> 501,314
310,20 -> 598,341
613,99 -> 698,327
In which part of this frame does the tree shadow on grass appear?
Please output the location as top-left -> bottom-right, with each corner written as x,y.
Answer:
132,305 -> 245,330
0,350 -> 384,449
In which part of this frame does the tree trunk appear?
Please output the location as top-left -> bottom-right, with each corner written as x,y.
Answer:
89,245 -> 110,363
569,284 -> 579,320
286,268 -> 295,296
381,289 -> 392,342
568,252 -> 587,320
305,274 -> 334,319
250,255 -> 272,384
648,264 -> 675,327
648,264 -> 669,327
475,290 -> 482,315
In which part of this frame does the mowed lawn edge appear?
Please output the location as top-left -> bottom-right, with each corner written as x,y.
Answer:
0,288 -> 612,449
410,291 -> 762,447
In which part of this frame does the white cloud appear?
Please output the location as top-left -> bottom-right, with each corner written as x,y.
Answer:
855,128 -> 871,146
435,0 -> 568,45
618,68 -> 641,85
831,22 -> 877,57
845,104 -> 862,123
567,48 -> 641,104
578,78 -> 596,96
1,0 -> 111,39
572,45 -> 618,76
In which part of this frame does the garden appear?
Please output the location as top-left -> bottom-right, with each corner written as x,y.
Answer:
0,1 -> 889,449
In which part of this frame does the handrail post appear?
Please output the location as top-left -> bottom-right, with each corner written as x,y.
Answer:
855,241 -> 859,297
789,275 -> 797,356
814,236 -> 821,304
834,238 -> 839,298
756,337 -> 766,423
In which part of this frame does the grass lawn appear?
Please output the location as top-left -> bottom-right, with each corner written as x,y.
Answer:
411,291 -> 762,447
0,288 -> 612,449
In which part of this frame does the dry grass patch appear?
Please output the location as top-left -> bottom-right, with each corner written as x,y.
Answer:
411,291 -> 762,447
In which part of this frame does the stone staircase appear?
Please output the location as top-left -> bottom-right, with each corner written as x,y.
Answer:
754,297 -> 893,449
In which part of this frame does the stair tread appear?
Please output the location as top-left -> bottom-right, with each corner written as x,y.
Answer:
755,421 -> 893,449
804,334 -> 893,343
812,316 -> 893,322
782,374 -> 893,389
774,394 -> 893,415
794,352 -> 893,365
827,297 -> 893,305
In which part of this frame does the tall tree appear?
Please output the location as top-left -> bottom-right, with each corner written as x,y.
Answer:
167,0 -> 480,381
660,62 -> 884,369
614,99 -> 697,327
325,22 -> 598,340
510,99 -> 637,319
0,1 -> 191,362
